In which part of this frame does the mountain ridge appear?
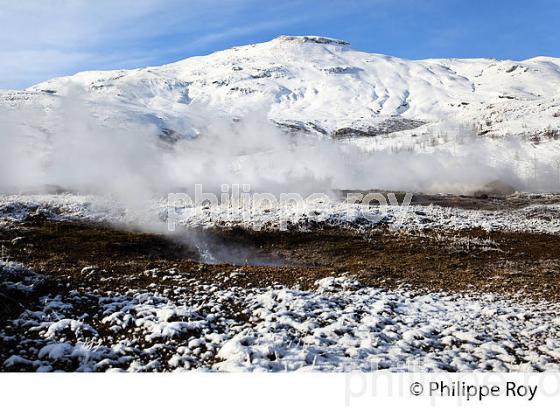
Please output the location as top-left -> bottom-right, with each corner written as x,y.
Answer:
2,35 -> 560,140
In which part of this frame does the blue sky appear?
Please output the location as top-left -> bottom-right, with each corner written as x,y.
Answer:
1,0 -> 559,89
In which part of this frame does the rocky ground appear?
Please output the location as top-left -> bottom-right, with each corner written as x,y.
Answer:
1,193 -> 560,372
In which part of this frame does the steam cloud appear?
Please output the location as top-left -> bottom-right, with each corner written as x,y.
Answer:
1,88 -> 559,202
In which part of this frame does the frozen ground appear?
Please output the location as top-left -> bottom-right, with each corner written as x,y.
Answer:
2,193 -> 560,372
1,263 -> 559,372
2,193 -> 560,234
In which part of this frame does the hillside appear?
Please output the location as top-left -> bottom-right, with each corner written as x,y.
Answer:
2,35 -> 559,140
2,36 -> 560,194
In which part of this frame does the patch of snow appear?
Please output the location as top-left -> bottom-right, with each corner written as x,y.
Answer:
3,193 -> 560,235
2,270 -> 559,372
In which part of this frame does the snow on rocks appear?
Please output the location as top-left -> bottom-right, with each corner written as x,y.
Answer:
0,194 -> 164,230
394,203 -> 560,234
1,272 -> 559,372
0,261 -> 43,294
135,196 -> 560,235
0,194 -> 124,226
43,319 -> 98,339
3,193 -> 560,235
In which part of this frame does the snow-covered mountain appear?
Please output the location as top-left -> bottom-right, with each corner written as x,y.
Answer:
2,35 -> 560,140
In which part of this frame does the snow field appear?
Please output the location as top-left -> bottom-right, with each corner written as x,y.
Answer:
2,268 -> 559,372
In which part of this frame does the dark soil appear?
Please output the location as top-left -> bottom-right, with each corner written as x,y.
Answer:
1,218 -> 560,306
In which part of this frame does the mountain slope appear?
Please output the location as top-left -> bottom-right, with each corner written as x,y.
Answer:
2,35 -> 560,140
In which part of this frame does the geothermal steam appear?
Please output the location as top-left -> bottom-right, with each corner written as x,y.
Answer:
1,89 -> 558,198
